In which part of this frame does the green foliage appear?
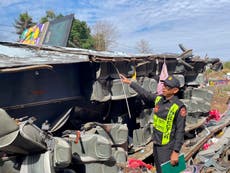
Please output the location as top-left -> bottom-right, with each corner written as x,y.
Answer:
40,10 -> 63,24
223,61 -> 230,70
14,12 -> 35,38
68,19 -> 95,49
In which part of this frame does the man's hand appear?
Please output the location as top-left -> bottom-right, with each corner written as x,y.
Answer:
170,151 -> 179,166
119,74 -> 131,84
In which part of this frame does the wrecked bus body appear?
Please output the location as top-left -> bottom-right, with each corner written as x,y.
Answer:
0,41 -> 225,173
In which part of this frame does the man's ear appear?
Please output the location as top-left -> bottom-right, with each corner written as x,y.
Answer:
173,88 -> 179,94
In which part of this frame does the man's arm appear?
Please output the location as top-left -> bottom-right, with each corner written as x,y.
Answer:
130,82 -> 157,102
170,106 -> 186,165
173,106 -> 186,152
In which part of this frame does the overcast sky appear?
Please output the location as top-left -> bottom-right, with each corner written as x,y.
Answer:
0,0 -> 229,61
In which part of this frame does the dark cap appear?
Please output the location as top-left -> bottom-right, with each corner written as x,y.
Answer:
161,75 -> 180,88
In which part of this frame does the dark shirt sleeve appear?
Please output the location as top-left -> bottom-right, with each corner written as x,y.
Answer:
130,81 -> 157,103
173,106 -> 186,152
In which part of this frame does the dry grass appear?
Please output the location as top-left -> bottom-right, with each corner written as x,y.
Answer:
206,69 -> 230,113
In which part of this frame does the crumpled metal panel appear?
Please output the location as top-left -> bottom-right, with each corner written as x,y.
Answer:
90,80 -> 111,102
186,73 -> 206,86
0,42 -> 181,69
71,134 -> 112,162
111,79 -> 137,100
78,162 -> 119,173
133,125 -> 152,147
96,124 -> 128,145
0,43 -> 89,68
192,88 -> 213,102
194,126 -> 230,172
20,151 -> 55,173
138,77 -> 157,93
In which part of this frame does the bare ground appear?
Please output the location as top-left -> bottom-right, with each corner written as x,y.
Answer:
207,70 -> 230,113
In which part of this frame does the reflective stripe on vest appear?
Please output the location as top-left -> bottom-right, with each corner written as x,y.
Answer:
155,96 -> 162,105
153,97 -> 179,145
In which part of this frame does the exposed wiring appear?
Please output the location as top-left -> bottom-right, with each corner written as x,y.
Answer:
110,62 -> 132,119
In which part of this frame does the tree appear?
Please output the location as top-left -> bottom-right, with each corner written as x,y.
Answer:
92,21 -> 118,51
136,39 -> 152,53
40,10 -> 63,24
68,18 -> 94,49
14,12 -> 35,39
224,61 -> 230,70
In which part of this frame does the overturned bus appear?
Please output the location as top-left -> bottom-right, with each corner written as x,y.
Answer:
0,41 -> 224,173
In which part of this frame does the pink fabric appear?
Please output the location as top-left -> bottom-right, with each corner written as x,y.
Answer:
157,62 -> 168,94
203,143 -> 210,150
208,109 -> 221,121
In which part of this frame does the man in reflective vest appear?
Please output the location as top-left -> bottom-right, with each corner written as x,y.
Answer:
120,74 -> 186,173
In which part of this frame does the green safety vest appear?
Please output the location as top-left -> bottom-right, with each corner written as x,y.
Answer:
153,96 -> 179,145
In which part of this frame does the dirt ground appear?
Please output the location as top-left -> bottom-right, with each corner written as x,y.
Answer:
210,86 -> 229,113
207,70 -> 230,113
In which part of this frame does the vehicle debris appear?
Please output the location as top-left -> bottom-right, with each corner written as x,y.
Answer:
0,41 -> 228,173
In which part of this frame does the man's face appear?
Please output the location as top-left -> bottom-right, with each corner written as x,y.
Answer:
162,84 -> 179,98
